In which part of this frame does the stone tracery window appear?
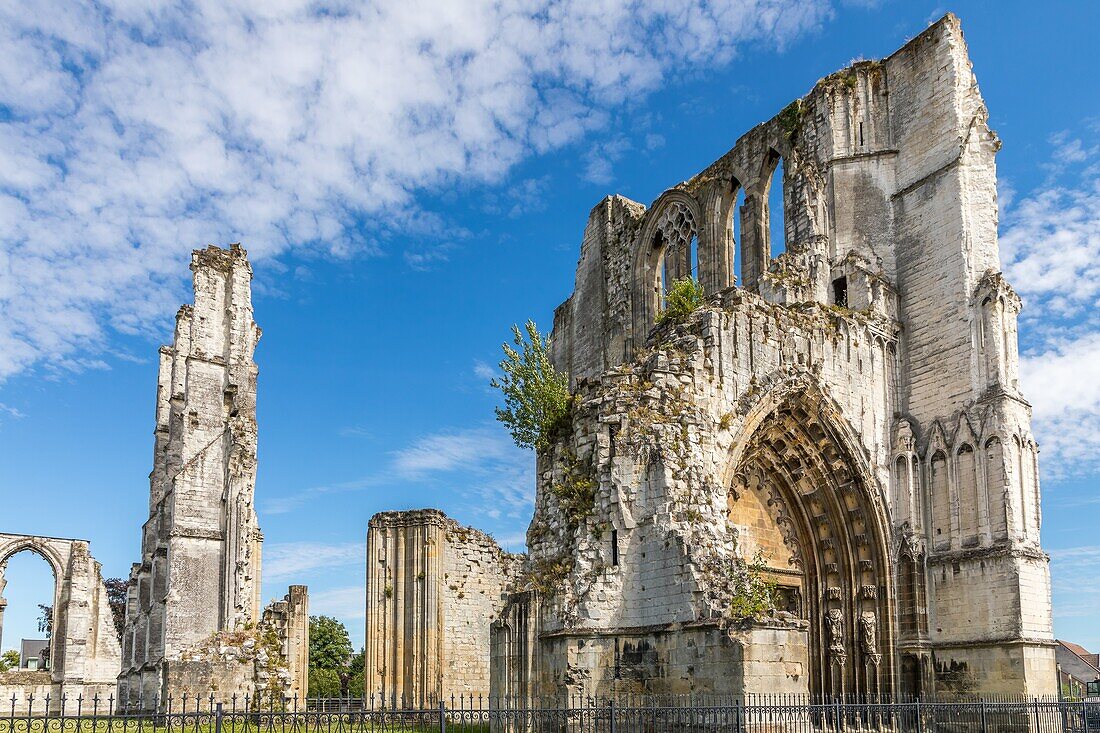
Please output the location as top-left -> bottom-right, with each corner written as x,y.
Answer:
649,201 -> 699,312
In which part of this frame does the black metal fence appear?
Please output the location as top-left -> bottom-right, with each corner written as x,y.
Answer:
4,693 -> 1099,733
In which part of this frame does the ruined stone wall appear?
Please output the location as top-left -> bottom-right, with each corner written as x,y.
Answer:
118,245 -> 309,710
261,585 -> 310,701
365,510 -> 522,705
0,534 -> 123,714
507,13 -> 1055,699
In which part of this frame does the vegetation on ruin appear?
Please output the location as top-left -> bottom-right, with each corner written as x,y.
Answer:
776,99 -> 806,143
725,553 -> 779,621
491,320 -> 571,453
549,452 -> 598,527
104,576 -> 130,640
525,554 -> 575,597
655,277 -> 706,327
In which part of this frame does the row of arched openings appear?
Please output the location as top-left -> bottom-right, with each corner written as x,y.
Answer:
893,434 -> 1039,554
648,150 -> 790,320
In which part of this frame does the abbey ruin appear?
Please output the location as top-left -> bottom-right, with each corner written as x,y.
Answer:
0,246 -> 309,713
118,245 -> 308,710
366,14 -> 1057,701
0,535 -> 123,710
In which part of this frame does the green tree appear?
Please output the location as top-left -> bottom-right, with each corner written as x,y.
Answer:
0,649 -> 20,672
308,668 -> 341,698
347,649 -> 365,697
655,277 -> 706,326
37,604 -> 52,638
308,616 -> 353,671
491,320 -> 570,453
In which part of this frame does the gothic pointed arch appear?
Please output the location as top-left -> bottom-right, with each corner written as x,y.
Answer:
631,190 -> 705,340
723,376 -> 895,698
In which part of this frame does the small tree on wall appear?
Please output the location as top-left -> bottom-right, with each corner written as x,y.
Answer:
37,604 -> 52,638
655,277 -> 706,326
491,320 -> 570,453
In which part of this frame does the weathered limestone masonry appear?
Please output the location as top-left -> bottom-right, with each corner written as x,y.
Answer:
261,586 -> 310,703
365,510 -> 523,704
492,14 -> 1056,700
0,534 -> 122,713
118,245 -> 308,710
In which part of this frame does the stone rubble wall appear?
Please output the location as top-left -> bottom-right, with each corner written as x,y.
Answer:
260,585 -> 310,701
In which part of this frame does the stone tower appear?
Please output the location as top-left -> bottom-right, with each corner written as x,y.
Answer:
490,14 -> 1055,699
118,244 -> 265,708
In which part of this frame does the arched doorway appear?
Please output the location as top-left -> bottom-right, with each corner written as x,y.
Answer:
727,388 -> 895,698
0,544 -> 61,675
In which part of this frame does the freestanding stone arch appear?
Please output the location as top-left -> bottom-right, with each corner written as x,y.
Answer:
0,534 -> 122,712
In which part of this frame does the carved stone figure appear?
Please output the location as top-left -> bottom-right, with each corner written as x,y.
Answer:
827,608 -> 846,659
859,611 -> 878,656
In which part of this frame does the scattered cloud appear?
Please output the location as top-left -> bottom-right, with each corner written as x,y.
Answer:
1019,333 -> 1100,478
583,136 -> 633,186
338,426 -> 374,439
0,0 -> 833,384
473,360 -> 497,382
308,585 -> 367,622
264,541 -> 364,582
1000,124 -> 1100,478
262,476 -> 382,515
1049,546 -> 1100,643
392,427 -> 514,477
263,424 -> 533,524
0,403 -> 25,419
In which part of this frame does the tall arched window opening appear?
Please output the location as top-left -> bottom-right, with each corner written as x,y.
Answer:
0,550 -> 57,671
732,187 -> 746,285
764,150 -> 787,259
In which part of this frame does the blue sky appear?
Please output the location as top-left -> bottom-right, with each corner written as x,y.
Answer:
1,0 -> 1098,655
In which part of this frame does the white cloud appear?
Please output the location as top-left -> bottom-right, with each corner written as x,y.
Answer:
264,424 -> 534,523
1000,128 -> 1100,478
0,0 -> 832,382
1019,333 -> 1100,478
264,541 -> 364,581
391,426 -> 514,477
1049,546 -> 1100,644
473,360 -> 497,381
308,585 -> 367,622
1000,180 -> 1100,324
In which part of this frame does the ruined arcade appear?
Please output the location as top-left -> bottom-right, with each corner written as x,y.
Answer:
369,14 -> 1057,702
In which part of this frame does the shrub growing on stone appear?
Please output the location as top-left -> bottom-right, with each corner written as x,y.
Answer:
491,320 -> 570,453
656,277 -> 706,326
726,553 -> 778,621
